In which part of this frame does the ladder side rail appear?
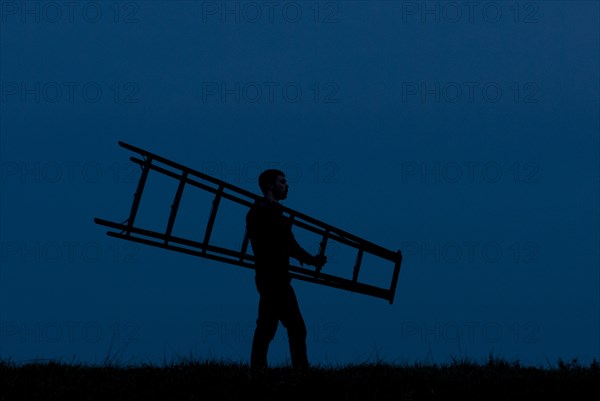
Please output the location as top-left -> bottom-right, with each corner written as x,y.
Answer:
131,156 -> 216,193
105,229 -> 392,302
290,218 -> 396,262
123,141 -> 395,259
289,272 -> 392,302
107,231 -> 256,270
121,141 -> 260,201
116,217 -> 378,291
102,218 -> 254,262
289,220 -> 360,254
288,257 -> 393,301
101,217 -> 394,297
97,218 -> 256,262
130,157 -> 255,208
130,155 -> 395,262
281,207 -> 395,259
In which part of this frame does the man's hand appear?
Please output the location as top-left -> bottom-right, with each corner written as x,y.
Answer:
309,254 -> 327,269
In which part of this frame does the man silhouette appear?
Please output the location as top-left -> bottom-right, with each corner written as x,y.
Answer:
246,169 -> 326,370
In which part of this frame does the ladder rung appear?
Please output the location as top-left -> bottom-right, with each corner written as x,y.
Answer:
202,185 -> 224,254
352,248 -> 364,283
126,156 -> 152,236
164,171 -> 188,244
240,230 -> 250,262
315,229 -> 330,275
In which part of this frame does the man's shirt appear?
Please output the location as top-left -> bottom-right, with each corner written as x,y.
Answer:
246,197 -> 312,287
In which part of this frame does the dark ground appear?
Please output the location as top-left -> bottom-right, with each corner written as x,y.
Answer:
1,356 -> 598,401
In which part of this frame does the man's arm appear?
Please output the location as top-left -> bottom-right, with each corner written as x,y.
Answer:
289,231 -> 313,265
247,200 -> 326,268
288,227 -> 327,268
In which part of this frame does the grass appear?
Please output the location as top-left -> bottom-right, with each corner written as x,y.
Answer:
1,354 -> 598,400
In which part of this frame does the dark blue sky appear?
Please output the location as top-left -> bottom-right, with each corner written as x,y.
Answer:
1,1 -> 598,367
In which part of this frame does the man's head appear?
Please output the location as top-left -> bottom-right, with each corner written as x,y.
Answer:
258,169 -> 288,202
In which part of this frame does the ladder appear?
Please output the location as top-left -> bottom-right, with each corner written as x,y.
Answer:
94,141 -> 403,304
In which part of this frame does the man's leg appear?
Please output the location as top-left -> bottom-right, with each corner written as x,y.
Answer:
251,291 -> 279,370
279,285 -> 309,369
